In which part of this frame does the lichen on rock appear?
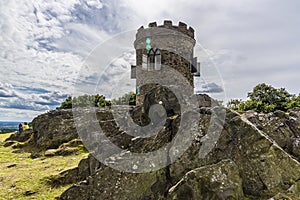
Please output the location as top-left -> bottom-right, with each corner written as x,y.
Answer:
57,94 -> 300,200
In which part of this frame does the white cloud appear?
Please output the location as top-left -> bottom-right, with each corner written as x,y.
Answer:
0,0 -> 139,120
0,0 -> 84,91
196,82 -> 224,94
0,82 -> 68,115
86,0 -> 103,9
0,83 -> 17,97
0,0 -> 300,120
0,108 -> 44,122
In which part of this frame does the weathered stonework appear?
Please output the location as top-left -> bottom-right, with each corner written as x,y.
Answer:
134,20 -> 197,105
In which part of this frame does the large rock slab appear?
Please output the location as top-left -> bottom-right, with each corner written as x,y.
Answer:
59,106 -> 300,199
31,109 -> 78,149
245,109 -> 300,161
168,159 -> 243,200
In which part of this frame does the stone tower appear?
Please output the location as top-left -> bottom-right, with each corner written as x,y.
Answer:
131,20 -> 200,105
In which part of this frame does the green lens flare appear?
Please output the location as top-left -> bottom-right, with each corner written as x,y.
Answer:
146,44 -> 152,51
146,38 -> 151,44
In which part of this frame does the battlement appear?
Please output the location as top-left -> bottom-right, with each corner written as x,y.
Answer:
137,20 -> 195,38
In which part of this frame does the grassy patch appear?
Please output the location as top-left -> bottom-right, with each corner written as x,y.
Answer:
0,133 -> 88,199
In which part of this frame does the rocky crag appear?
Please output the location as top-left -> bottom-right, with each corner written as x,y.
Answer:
58,107 -> 300,199
4,109 -> 82,156
5,93 -> 300,200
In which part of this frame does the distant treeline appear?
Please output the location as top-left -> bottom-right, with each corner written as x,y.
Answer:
227,83 -> 300,113
57,83 -> 299,114
57,92 -> 136,109
0,129 -> 17,134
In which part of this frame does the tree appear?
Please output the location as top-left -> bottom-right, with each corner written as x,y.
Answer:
57,94 -> 111,109
286,94 -> 300,110
227,99 -> 242,110
247,83 -> 291,111
227,83 -> 298,113
111,92 -> 136,105
94,94 -> 112,107
58,96 -> 72,109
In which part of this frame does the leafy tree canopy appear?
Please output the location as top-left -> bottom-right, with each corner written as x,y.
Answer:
111,92 -> 136,105
57,92 -> 137,110
57,94 -> 112,109
227,83 -> 300,113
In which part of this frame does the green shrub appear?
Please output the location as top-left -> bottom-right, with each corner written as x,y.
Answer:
227,83 -> 299,113
57,94 -> 112,109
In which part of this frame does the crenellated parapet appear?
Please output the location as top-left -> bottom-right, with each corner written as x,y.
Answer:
137,20 -> 195,38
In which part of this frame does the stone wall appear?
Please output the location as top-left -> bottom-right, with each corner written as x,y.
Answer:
134,21 -> 196,105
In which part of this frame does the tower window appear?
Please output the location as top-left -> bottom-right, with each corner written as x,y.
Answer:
148,48 -> 155,71
154,49 -> 161,70
142,48 -> 162,71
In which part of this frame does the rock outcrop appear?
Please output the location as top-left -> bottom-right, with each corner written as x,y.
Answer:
168,160 -> 244,200
57,94 -> 300,200
4,129 -> 33,143
4,109 -> 79,151
4,93 -> 300,199
31,109 -> 78,149
244,109 -> 300,161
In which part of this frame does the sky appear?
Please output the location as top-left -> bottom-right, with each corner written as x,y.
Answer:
0,0 -> 299,121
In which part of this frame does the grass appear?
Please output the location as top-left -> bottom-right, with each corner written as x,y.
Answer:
0,133 -> 89,200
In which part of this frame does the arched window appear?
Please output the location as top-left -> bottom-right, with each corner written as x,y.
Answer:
148,48 -> 155,71
142,48 -> 161,71
154,49 -> 161,70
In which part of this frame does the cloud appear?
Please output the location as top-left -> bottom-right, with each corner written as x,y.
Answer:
14,86 -> 50,94
196,82 -> 224,94
0,0 -> 84,95
0,83 -> 18,97
74,50 -> 136,98
0,82 -> 68,113
1,0 -> 300,120
0,98 -> 50,111
0,0 -> 134,120
0,108 -> 44,122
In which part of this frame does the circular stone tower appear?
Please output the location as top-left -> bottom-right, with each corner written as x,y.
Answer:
133,20 -> 198,105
